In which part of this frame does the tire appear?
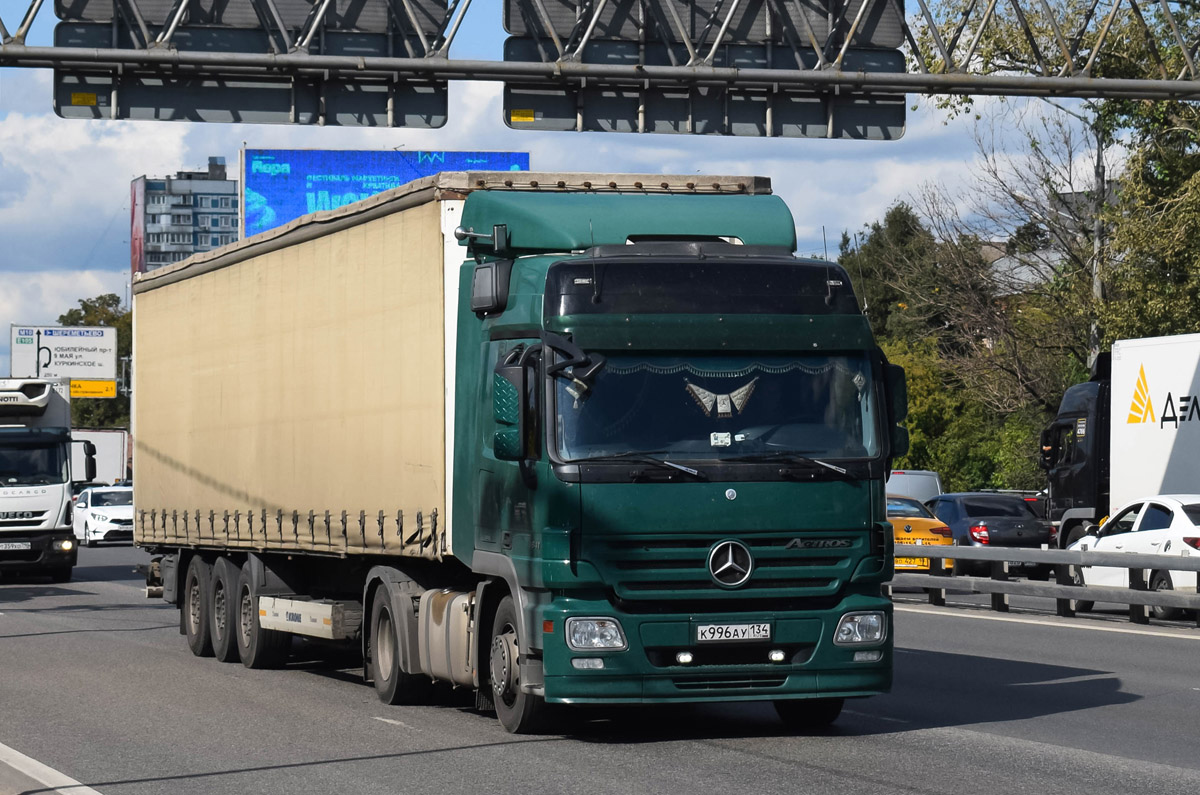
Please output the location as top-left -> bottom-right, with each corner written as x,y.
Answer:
1072,568 -> 1093,614
1150,572 -> 1182,621
183,556 -> 214,657
368,589 -> 431,705
209,557 -> 242,663
1063,522 -> 1087,549
489,595 -> 549,734
84,524 -> 96,547
48,566 -> 72,583
235,561 -> 289,669
774,697 -> 844,730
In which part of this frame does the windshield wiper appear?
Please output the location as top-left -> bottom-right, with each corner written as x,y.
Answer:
724,451 -> 856,479
579,451 -> 707,480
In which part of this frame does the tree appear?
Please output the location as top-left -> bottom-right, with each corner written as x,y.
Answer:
58,293 -> 130,430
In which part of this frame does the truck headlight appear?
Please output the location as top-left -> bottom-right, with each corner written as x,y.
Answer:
566,617 -> 628,651
834,612 -> 887,646
57,539 -> 75,552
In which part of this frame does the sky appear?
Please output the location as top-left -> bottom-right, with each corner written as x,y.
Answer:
0,4 -> 994,377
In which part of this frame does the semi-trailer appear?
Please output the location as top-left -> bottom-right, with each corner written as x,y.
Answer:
135,171 -> 908,732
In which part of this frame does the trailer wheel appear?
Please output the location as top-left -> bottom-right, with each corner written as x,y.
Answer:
489,595 -> 548,734
183,556 -> 214,657
209,557 -> 242,663
774,697 -> 844,730
235,561 -> 289,669
368,592 -> 430,705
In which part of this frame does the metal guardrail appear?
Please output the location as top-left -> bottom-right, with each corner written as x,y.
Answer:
888,544 -> 1200,628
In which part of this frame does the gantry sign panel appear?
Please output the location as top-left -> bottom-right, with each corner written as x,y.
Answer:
1,1 -> 1197,136
501,0 -> 906,138
52,0 -> 449,127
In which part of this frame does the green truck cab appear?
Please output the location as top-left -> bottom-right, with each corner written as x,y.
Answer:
453,190 -> 907,730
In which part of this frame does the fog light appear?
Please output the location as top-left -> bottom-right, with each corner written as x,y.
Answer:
768,649 -> 786,663
834,611 -> 887,646
571,658 -> 605,670
565,617 -> 628,651
854,650 -> 883,663
676,651 -> 694,665
58,539 -> 74,552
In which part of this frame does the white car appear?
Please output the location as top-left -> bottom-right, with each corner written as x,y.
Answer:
1069,494 -> 1200,620
73,486 -> 134,547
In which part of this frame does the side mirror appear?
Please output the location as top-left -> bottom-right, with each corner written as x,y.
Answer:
83,440 -> 97,482
883,363 -> 908,457
493,353 -> 530,462
1038,428 -> 1056,470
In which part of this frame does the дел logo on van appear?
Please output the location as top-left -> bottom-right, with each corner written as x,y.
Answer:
1128,364 -> 1200,428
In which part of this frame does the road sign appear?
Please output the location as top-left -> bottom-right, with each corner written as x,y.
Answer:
70,380 -> 118,399
501,0 -> 907,139
9,326 -> 118,381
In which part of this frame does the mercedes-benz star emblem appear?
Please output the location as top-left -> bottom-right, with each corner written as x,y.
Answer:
708,540 -> 753,588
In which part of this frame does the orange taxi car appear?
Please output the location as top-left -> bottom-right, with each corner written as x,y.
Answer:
887,494 -> 953,572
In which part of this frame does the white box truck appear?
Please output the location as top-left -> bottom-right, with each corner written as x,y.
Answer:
0,378 -> 94,580
72,429 -> 129,485
1041,333 -> 1200,546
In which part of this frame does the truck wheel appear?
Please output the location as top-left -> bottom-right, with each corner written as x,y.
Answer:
368,591 -> 430,705
1150,573 -> 1182,621
209,557 -> 242,663
184,557 -> 214,657
489,595 -> 548,734
235,561 -> 289,669
48,567 -> 72,584
774,697 -> 844,730
1063,522 -> 1087,549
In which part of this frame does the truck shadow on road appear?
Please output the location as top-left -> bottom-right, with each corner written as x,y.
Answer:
565,649 -> 1138,742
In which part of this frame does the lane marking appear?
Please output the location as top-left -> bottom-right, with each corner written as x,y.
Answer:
0,741 -> 103,794
373,717 -> 421,732
895,603 -> 1200,641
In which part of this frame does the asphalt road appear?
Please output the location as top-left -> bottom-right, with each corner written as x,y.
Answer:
3,547 -> 1200,795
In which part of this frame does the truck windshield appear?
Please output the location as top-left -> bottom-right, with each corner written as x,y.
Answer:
554,353 -> 879,462
0,443 -> 70,486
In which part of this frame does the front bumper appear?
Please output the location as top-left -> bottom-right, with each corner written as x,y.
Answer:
0,530 -> 78,572
83,521 -> 134,543
539,594 -> 892,704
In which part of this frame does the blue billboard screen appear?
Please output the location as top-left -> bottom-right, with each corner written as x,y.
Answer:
242,149 -> 530,237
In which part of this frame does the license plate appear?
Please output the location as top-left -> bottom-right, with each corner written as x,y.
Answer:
895,557 -> 930,569
696,623 -> 771,643
0,541 -> 32,551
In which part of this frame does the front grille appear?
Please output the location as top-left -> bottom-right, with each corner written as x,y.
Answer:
0,512 -> 48,528
110,518 -> 134,526
671,675 -> 788,690
586,532 -> 860,605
